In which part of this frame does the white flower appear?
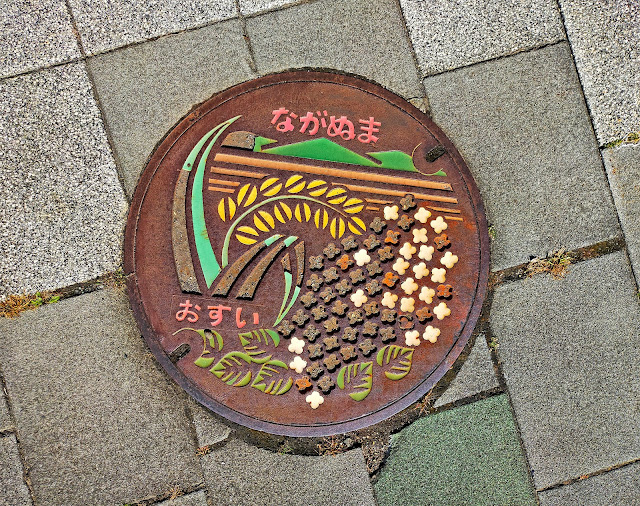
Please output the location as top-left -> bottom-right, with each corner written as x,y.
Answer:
430,216 -> 448,234
392,258 -> 410,275
399,242 -> 417,260
412,262 -> 429,279
423,326 -> 440,343
418,286 -> 436,303
412,228 -> 428,243
440,251 -> 459,269
289,355 -> 307,373
400,297 -> 415,312
353,248 -> 371,266
414,207 -> 431,224
405,330 -> 420,347
401,277 -> 419,295
433,302 -> 451,320
431,267 -> 446,283
381,291 -> 398,309
384,205 -> 399,220
306,390 -> 324,409
350,289 -> 368,307
288,337 -> 305,354
418,245 -> 435,261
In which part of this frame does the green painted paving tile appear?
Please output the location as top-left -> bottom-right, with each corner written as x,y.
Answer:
375,394 -> 536,505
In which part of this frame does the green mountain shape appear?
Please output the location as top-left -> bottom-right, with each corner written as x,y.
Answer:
366,151 -> 418,172
261,137 -> 379,167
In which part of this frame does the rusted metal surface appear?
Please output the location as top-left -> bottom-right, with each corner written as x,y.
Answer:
124,71 -> 490,437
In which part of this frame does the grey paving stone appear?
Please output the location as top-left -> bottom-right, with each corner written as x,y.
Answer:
0,392 -> 11,432
246,0 -> 423,99
400,0 -> 564,76
0,434 -> 31,506
1,0 -> 80,78
88,20 -> 255,197
187,398 -> 232,448
67,0 -> 236,55
201,437 -> 376,505
157,489 -> 208,506
434,335 -> 499,408
559,0 -> 640,145
0,63 -> 127,297
539,462 -> 640,506
603,145 -> 640,282
491,251 -> 640,489
0,289 -> 203,505
375,395 -> 536,505
239,0 -> 303,16
424,43 -> 620,271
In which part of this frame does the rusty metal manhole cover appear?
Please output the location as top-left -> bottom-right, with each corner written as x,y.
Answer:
124,71 -> 489,437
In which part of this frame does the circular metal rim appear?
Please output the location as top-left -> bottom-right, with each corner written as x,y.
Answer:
124,70 -> 490,438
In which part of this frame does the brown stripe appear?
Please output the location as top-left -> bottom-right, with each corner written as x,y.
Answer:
427,205 -> 461,214
172,169 -> 201,294
208,178 -> 240,186
366,206 -> 380,211
365,198 -> 392,204
208,186 -> 235,193
336,183 -> 458,204
214,153 -> 453,192
210,166 -> 267,179
445,216 -> 463,221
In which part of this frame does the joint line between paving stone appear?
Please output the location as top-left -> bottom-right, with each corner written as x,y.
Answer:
422,38 -> 567,80
0,366 -> 37,504
554,0 -> 640,294
234,0 -> 259,75
242,0 -> 316,20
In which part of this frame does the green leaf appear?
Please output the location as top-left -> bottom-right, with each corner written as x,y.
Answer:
210,352 -> 253,386
173,328 -> 223,369
376,345 -> 414,381
238,328 -> 280,363
336,362 -> 373,401
251,359 -> 293,395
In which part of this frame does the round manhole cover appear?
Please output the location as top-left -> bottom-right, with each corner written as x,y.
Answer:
125,71 -> 489,437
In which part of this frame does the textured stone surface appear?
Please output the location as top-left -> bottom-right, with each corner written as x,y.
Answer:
400,0 -> 564,76
1,0 -> 80,78
491,252 -> 640,489
201,437 -> 375,505
68,0 -> 236,55
246,0 -> 423,99
88,19 -> 255,196
187,398 -> 233,448
0,289 -> 202,505
559,0 -> 640,145
603,145 -> 640,282
539,463 -> 640,505
375,395 -> 535,505
0,392 -> 11,432
157,489 -> 208,506
424,43 -> 620,271
239,0 -> 302,16
0,63 -> 127,297
0,435 -> 31,505
434,335 -> 499,408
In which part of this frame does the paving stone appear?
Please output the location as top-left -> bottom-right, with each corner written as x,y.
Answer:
558,0 -> 640,145
157,489 -> 208,506
88,20 -> 255,197
0,63 -> 128,297
400,0 -> 564,76
1,0 -> 80,78
424,43 -> 620,271
539,462 -> 640,505
187,398 -> 233,448
246,0 -> 423,99
0,392 -> 11,432
434,335 -> 499,408
0,434 -> 31,505
239,0 -> 302,16
67,0 -> 236,55
201,437 -> 375,505
0,289 -> 203,505
375,395 -> 535,505
491,251 -> 640,489
602,145 -> 640,282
